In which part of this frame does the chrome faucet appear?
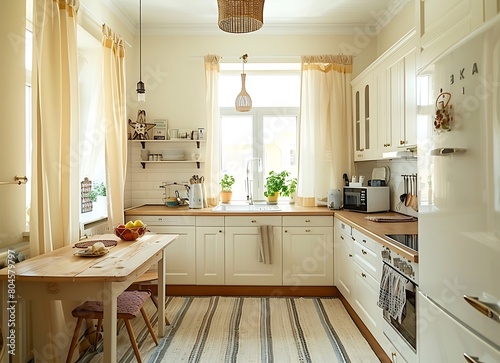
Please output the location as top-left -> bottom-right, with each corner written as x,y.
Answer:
246,158 -> 261,205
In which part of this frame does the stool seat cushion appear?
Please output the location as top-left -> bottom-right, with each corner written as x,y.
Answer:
72,291 -> 150,320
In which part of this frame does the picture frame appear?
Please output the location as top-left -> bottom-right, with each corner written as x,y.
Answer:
198,127 -> 205,140
153,119 -> 167,140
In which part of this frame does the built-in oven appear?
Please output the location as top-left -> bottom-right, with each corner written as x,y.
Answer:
380,234 -> 419,363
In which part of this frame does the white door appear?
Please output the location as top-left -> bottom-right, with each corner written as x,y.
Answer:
225,226 -> 282,285
149,226 -> 196,284
418,293 -> 500,363
195,226 -> 225,285
282,226 -> 333,286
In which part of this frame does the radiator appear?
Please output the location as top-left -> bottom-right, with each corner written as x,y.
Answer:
80,218 -> 111,239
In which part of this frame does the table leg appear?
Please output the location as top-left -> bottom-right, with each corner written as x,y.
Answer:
103,284 -> 118,363
157,249 -> 166,337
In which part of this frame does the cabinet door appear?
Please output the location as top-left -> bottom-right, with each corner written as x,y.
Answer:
196,226 -> 225,285
390,57 -> 405,149
334,227 -> 354,302
403,49 -> 417,148
148,226 -> 196,284
225,226 -> 282,285
352,74 -> 377,161
282,226 -> 334,286
376,67 -> 393,154
353,262 -> 382,335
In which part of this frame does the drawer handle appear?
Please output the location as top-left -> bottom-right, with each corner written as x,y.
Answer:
362,249 -> 367,255
284,230 -> 288,233
305,219 -> 311,223
348,254 -> 353,258
361,272 -> 366,278
305,229 -> 311,232
340,235 -> 344,240
463,353 -> 481,363
251,220 -> 257,223
219,230 -> 223,233
362,239 -> 367,243
351,236 -> 355,241
463,295 -> 500,323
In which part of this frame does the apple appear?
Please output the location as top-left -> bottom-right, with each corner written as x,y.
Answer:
125,221 -> 135,228
133,219 -> 144,228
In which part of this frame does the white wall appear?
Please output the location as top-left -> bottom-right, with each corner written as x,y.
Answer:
376,0 -> 416,57
125,32 -> 376,207
0,1 -> 27,249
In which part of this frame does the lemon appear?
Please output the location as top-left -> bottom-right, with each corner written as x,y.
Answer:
133,220 -> 144,227
125,221 -> 135,228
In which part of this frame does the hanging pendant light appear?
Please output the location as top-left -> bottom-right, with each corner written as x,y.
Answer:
136,0 -> 145,102
217,0 -> 265,34
235,54 -> 252,112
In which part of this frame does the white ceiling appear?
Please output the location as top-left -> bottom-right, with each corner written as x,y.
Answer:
102,0 -> 409,35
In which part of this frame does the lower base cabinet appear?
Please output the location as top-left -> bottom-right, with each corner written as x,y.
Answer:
195,216 -> 225,285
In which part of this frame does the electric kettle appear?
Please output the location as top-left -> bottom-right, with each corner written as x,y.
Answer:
189,184 -> 203,209
327,189 -> 341,210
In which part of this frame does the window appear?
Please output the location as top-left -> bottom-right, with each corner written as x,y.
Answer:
219,64 -> 300,202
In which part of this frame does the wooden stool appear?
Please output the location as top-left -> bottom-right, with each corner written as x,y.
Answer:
66,290 -> 158,363
134,271 -> 170,325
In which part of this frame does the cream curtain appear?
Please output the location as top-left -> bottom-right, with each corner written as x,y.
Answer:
102,25 -> 127,226
204,55 -> 221,206
296,55 -> 354,206
30,0 -> 81,361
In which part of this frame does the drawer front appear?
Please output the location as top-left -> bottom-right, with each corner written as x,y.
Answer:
334,218 -> 352,235
352,228 -> 380,254
135,215 -> 195,226
224,216 -> 282,227
196,216 -> 224,227
283,216 -> 333,227
353,240 -> 381,280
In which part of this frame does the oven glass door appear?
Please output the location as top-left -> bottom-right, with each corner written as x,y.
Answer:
383,281 -> 417,352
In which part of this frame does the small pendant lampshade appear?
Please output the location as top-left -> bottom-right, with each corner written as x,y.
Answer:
218,0 -> 265,34
235,54 -> 252,112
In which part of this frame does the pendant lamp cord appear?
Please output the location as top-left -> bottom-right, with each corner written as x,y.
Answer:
139,0 -> 142,80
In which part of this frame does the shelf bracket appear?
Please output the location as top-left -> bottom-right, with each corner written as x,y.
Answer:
196,162 -> 200,169
196,141 -> 200,149
140,141 -> 146,149
141,162 -> 146,169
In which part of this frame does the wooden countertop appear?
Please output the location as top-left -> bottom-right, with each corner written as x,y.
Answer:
124,205 -> 418,262
125,204 -> 335,216
334,210 -> 418,262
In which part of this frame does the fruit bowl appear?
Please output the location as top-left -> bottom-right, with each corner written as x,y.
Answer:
114,225 -> 147,241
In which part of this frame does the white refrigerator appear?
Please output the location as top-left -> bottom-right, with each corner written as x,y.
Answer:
417,13 -> 500,363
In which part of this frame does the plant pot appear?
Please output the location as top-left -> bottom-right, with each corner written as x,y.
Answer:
266,192 -> 279,204
220,191 -> 232,204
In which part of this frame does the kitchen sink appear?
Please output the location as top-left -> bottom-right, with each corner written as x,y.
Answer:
211,204 -> 281,212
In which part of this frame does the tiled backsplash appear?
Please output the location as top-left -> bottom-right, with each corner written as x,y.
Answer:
355,158 -> 418,218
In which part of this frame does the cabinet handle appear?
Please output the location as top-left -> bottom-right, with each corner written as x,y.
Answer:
351,236 -> 355,241
251,220 -> 257,223
391,352 -> 397,362
360,148 -> 365,151
219,230 -> 222,233
361,272 -> 366,278
463,353 -> 481,363
348,254 -> 353,257
284,230 -> 288,233
463,295 -> 500,323
305,229 -> 311,232
362,239 -> 367,243
340,235 -> 344,240
362,249 -> 367,255
305,219 -> 311,223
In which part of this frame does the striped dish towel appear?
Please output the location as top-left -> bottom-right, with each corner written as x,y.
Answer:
258,225 -> 273,264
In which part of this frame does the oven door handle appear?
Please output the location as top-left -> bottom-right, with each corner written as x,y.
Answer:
463,295 -> 500,323
463,353 -> 481,363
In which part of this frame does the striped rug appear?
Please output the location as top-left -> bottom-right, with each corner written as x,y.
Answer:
145,296 -> 379,363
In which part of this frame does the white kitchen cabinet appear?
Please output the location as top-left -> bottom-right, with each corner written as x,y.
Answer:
137,215 -> 196,284
224,216 -> 282,285
417,0 -> 498,69
334,218 -> 354,303
351,73 -> 377,161
418,293 -> 500,363
282,216 -> 333,286
195,216 -> 225,285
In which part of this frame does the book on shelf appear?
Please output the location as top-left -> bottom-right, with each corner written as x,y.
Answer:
153,119 -> 167,140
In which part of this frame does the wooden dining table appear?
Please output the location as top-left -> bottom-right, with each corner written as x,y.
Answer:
0,233 -> 177,363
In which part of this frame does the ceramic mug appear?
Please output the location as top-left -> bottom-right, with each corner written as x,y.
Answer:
168,129 -> 179,139
140,149 -> 150,161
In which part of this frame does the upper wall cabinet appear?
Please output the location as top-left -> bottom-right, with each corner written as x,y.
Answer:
418,0 -> 498,69
352,73 -> 378,161
352,30 -> 417,161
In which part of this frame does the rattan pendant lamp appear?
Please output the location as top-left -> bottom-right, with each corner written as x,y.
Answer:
235,54 -> 252,112
217,0 -> 265,33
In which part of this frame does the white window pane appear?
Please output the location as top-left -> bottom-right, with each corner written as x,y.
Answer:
263,115 -> 298,180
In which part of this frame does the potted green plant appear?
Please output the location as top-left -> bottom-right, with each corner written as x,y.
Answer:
264,170 -> 290,204
220,174 -> 235,203
283,177 -> 298,204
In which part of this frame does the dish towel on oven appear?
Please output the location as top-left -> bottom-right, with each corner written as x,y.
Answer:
377,263 -> 409,323
258,225 -> 273,264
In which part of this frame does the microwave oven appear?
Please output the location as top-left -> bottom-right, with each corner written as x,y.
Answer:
343,186 -> 390,213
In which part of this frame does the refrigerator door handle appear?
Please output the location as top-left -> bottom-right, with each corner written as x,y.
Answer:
463,295 -> 500,323
463,353 -> 481,363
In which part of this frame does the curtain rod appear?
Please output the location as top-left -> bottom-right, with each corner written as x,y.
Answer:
80,3 -> 132,47
190,55 -> 356,59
